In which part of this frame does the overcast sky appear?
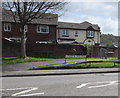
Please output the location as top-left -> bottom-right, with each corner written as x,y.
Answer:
59,1 -> 118,36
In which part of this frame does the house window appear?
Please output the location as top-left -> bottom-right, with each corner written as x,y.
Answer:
37,25 -> 49,34
24,25 -> 28,32
75,31 -> 78,37
62,29 -> 69,37
4,23 -> 11,32
87,31 -> 94,37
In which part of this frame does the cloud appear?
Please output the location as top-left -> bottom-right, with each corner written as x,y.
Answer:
59,2 -> 118,36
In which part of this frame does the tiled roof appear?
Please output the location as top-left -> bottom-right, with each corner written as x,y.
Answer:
2,9 -> 100,30
2,9 -> 58,25
58,21 -> 100,31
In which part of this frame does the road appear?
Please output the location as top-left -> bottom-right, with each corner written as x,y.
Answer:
1,73 -> 119,97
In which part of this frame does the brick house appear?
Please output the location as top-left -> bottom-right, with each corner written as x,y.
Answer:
57,21 -> 101,45
2,9 -> 58,44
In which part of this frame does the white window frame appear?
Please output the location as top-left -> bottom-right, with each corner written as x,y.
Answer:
62,29 -> 69,37
20,25 -> 28,32
74,31 -> 78,37
87,31 -> 94,37
24,25 -> 28,32
36,41 -> 47,44
4,23 -> 11,32
37,25 -> 49,34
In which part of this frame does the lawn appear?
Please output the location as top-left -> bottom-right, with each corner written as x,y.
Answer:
29,60 -> 120,70
74,62 -> 120,68
2,57 -> 65,65
2,57 -> 83,65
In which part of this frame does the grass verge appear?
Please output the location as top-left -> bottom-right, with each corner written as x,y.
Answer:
2,57 -> 64,65
29,61 -> 120,70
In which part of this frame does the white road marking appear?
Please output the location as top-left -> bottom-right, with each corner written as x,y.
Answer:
88,81 -> 118,88
12,87 -> 38,96
19,93 -> 44,96
76,83 -> 89,88
1,87 -> 44,96
89,80 -> 117,84
76,80 -> 118,89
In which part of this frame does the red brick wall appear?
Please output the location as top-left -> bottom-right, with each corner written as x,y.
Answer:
92,45 -> 100,57
114,48 -> 118,57
2,40 -> 87,58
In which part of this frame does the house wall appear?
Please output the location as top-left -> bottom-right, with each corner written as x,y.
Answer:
57,29 -> 100,44
2,22 -> 21,38
94,31 -> 100,44
2,22 -> 57,43
27,24 -> 57,43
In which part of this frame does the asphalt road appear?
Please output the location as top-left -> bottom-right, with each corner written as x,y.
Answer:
1,73 -> 119,97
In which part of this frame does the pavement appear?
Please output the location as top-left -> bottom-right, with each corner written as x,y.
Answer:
2,68 -> 119,77
1,59 -> 120,77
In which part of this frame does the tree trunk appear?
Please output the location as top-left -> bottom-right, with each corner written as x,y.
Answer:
20,25 -> 27,59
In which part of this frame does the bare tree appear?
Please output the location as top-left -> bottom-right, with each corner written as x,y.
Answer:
2,0 -> 66,59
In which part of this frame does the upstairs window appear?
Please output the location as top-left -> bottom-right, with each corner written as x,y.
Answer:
37,25 -> 49,34
24,25 -> 28,32
87,31 -> 94,37
62,29 -> 69,37
74,31 -> 78,37
4,23 -> 11,32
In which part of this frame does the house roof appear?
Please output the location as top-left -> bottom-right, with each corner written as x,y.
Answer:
57,21 -> 100,31
2,9 -> 58,25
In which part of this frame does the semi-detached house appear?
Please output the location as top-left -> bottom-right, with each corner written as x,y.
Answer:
2,9 -> 101,45
57,21 -> 101,45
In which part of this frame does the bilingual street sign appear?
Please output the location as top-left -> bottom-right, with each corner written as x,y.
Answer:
65,55 -> 86,58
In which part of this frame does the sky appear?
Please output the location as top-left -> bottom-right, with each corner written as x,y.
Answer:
58,1 -> 118,36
